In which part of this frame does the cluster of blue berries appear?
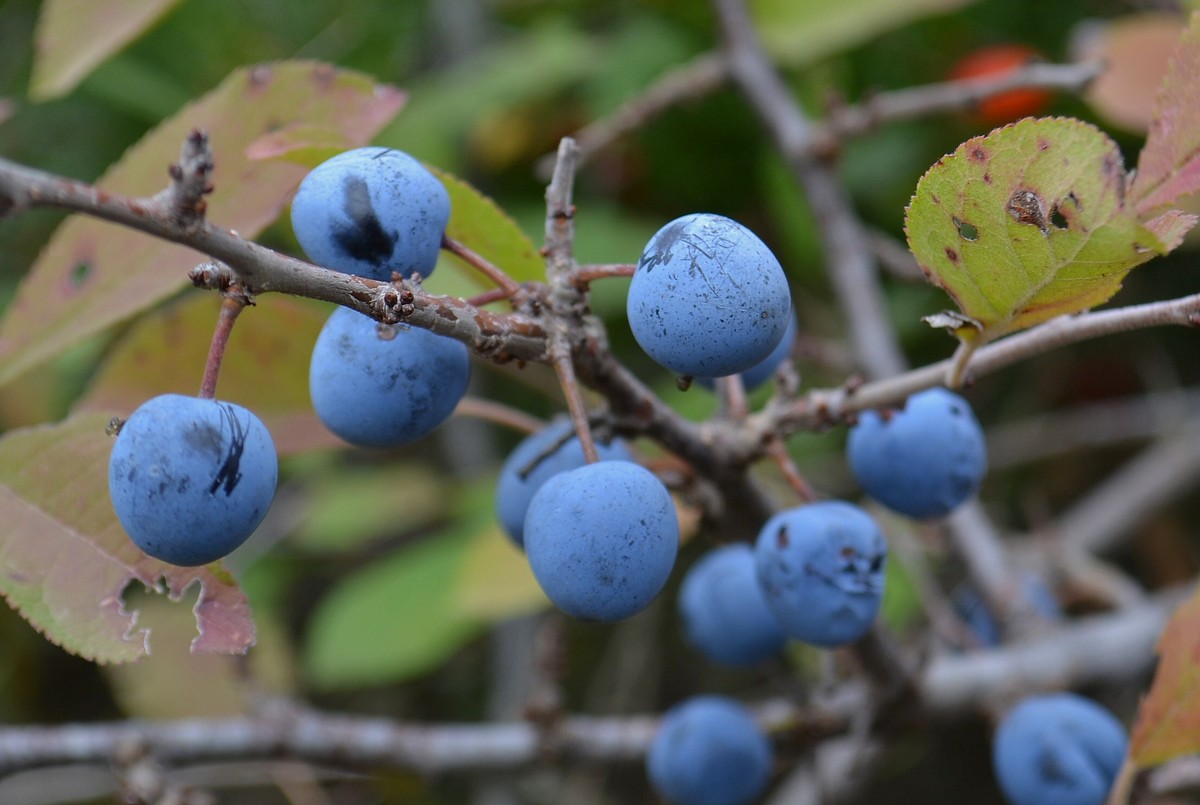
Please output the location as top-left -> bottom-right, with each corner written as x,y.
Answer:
108,148 -> 467,567
293,147 -> 470,449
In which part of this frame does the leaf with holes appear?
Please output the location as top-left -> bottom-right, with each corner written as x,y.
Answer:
1129,587 -> 1200,766
1131,12 -> 1200,215
0,413 -> 255,663
905,117 -> 1179,342
0,61 -> 404,388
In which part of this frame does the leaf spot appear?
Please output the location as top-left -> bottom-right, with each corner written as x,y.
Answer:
945,246 -> 960,264
1006,189 -> 1049,234
968,145 -> 988,163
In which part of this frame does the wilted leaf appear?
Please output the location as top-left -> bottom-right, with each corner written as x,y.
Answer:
75,294 -> 338,455
1131,12 -> 1200,215
905,118 -> 1172,342
0,414 -> 255,663
0,61 -> 405,388
30,0 -> 184,101
749,0 -> 976,65
1130,586 -> 1200,766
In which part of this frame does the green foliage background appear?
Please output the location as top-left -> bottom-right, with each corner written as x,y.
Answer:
0,0 -> 1197,803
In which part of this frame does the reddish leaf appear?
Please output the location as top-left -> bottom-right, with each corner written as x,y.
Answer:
0,61 -> 405,387
30,0 -> 184,101
1079,13 -> 1183,134
1131,13 -> 1200,215
1130,586 -> 1200,766
0,414 -> 254,662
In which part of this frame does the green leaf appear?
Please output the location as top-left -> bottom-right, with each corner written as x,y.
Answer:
0,61 -> 405,388
303,528 -> 483,690
30,0 -> 184,101
303,479 -> 553,689
0,413 -> 255,663
74,294 -> 337,455
289,464 -> 446,553
1131,12 -> 1200,215
1130,585 -> 1200,766
431,167 -> 544,288
905,118 -> 1172,342
749,0 -> 976,66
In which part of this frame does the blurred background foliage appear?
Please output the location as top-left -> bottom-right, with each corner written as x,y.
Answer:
0,0 -> 1197,803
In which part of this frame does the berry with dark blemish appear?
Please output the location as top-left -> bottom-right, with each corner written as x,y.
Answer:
108,394 -> 277,566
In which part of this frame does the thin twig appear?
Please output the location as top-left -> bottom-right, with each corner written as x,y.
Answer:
451,397 -> 546,435
572,263 -> 636,288
442,234 -> 523,299
537,52 -> 730,178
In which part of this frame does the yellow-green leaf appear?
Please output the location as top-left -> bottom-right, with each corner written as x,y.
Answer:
750,0 -> 976,65
0,61 -> 405,388
30,0 -> 184,101
905,118 -> 1172,342
432,167 -> 545,287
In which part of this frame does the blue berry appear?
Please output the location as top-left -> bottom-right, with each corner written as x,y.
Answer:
754,501 -> 887,647
627,213 -> 792,378
698,312 -> 798,393
108,394 -> 278,566
847,387 -> 987,519
524,462 -> 677,622
309,306 -> 470,448
494,418 -> 633,548
678,543 -> 787,666
290,147 -> 450,281
646,695 -> 773,805
992,693 -> 1127,805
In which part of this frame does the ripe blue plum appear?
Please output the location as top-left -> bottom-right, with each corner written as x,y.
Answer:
309,307 -> 470,448
698,312 -> 798,393
754,501 -> 887,647
494,418 -> 633,548
847,387 -> 987,519
108,394 -> 278,566
992,693 -> 1127,805
290,147 -> 450,281
523,462 -> 677,622
678,543 -> 787,666
627,213 -> 792,378
646,695 -> 773,805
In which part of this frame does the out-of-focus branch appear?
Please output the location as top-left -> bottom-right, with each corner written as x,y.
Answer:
537,52 -> 730,178
814,59 -> 1105,149
0,595 -> 1174,775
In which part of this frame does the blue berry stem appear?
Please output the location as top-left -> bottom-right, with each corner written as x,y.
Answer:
199,291 -> 249,400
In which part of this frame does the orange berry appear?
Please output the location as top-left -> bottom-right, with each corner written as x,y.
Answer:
949,44 -> 1052,124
